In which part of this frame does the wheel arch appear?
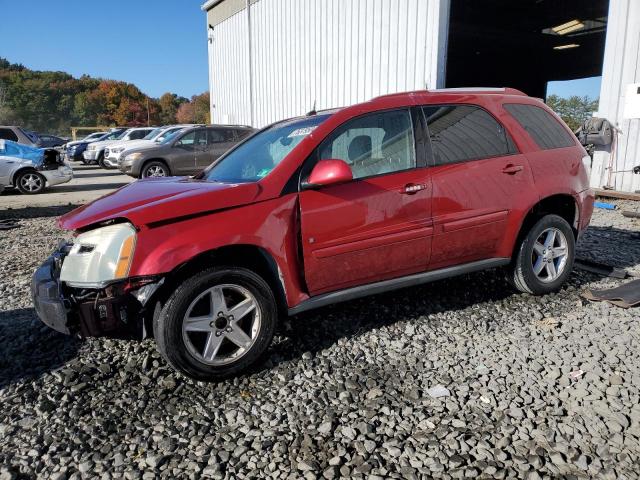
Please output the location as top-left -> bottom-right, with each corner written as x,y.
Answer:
141,158 -> 171,176
11,166 -> 43,185
512,193 -> 578,258
146,244 -> 287,335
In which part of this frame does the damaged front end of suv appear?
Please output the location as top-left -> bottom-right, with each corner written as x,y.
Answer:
31,222 -> 163,340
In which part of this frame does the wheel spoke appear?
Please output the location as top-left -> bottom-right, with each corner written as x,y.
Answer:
546,260 -> 557,279
552,246 -> 567,258
184,315 -> 213,332
202,333 -> 225,361
544,229 -> 557,248
533,242 -> 545,255
226,327 -> 252,348
210,287 -> 227,315
533,256 -> 545,275
228,298 -> 256,321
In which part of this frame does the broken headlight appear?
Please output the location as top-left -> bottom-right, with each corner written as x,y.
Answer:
60,223 -> 137,288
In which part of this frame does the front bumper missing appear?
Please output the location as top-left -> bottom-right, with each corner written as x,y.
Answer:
31,244 -> 159,339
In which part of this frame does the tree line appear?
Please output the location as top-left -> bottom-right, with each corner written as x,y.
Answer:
0,57 -> 210,135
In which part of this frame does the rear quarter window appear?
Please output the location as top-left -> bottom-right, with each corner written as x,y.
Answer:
504,103 -> 576,150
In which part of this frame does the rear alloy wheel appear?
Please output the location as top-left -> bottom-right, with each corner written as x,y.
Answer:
16,171 -> 46,194
142,161 -> 169,178
155,267 -> 277,381
507,214 -> 575,295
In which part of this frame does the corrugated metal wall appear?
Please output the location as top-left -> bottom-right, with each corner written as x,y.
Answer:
208,0 -> 449,128
591,0 -> 640,193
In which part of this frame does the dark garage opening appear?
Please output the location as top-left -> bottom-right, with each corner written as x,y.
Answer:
446,0 -> 609,99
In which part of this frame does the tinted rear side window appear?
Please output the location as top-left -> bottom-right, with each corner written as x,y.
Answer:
422,105 -> 515,166
504,104 -> 575,150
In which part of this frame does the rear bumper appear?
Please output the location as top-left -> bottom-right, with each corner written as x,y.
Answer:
42,166 -> 73,186
31,245 -> 156,339
575,188 -> 595,234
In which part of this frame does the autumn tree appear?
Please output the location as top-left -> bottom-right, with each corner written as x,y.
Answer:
158,92 -> 187,124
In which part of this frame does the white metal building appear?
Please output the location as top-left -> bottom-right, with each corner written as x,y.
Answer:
202,0 -> 640,194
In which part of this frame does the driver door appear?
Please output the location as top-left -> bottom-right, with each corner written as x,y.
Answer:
298,109 -> 433,295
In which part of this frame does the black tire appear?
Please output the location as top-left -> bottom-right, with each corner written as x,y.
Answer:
15,170 -> 46,194
155,267 -> 277,381
97,152 -> 108,169
507,214 -> 575,295
141,160 -> 170,178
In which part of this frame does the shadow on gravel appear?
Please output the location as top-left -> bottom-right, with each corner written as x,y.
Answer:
260,223 -> 640,373
0,204 -> 78,220
578,225 -> 640,269
0,308 -> 80,388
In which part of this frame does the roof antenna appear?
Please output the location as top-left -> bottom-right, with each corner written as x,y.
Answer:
306,100 -> 317,116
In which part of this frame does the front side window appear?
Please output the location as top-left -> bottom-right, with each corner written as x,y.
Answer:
317,109 -> 416,179
423,105 -> 515,165
504,103 -> 576,150
200,114 -> 330,183
0,128 -> 18,142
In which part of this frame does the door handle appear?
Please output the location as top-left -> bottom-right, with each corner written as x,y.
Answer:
502,164 -> 523,174
402,183 -> 428,195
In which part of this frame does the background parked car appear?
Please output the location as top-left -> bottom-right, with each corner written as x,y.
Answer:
103,125 -> 195,168
0,126 -> 42,147
0,139 -> 73,194
78,128 -> 128,165
37,134 -> 67,148
84,127 -> 154,168
118,125 -> 254,178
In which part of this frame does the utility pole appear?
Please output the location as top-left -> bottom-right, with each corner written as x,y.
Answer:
146,98 -> 150,126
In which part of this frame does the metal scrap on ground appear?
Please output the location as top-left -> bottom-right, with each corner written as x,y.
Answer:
583,279 -> 640,308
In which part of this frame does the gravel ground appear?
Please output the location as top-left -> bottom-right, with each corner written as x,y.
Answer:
1,202 -> 639,479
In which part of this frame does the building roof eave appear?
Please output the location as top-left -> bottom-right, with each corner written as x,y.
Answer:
201,0 -> 224,12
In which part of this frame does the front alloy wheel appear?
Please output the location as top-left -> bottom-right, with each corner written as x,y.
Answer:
182,284 -> 261,366
155,267 -> 277,381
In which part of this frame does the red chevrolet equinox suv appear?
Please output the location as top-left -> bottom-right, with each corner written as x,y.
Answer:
32,88 -> 594,380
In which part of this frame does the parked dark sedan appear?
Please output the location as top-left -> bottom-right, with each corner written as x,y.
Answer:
38,134 -> 68,148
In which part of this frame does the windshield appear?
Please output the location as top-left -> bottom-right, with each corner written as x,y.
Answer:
143,128 -> 163,140
116,129 -> 132,140
159,128 -> 187,145
103,130 -> 124,141
201,115 -> 330,183
156,127 -> 181,142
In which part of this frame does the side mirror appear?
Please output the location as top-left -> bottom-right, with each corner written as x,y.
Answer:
303,159 -> 353,189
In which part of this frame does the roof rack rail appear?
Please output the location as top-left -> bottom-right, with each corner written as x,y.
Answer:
427,87 -> 527,96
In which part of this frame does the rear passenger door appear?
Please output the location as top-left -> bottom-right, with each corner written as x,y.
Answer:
422,104 -> 535,269
196,128 -> 236,169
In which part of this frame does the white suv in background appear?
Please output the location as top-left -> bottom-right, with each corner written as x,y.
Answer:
84,127 -> 154,168
103,125 -> 193,168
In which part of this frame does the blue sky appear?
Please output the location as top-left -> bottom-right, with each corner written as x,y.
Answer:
0,0 -> 209,99
547,76 -> 602,99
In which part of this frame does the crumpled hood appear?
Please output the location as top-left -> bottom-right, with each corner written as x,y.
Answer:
59,177 -> 262,231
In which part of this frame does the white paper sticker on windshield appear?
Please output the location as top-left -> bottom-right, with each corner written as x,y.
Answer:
0,139 -> 5,150
288,126 -> 317,138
